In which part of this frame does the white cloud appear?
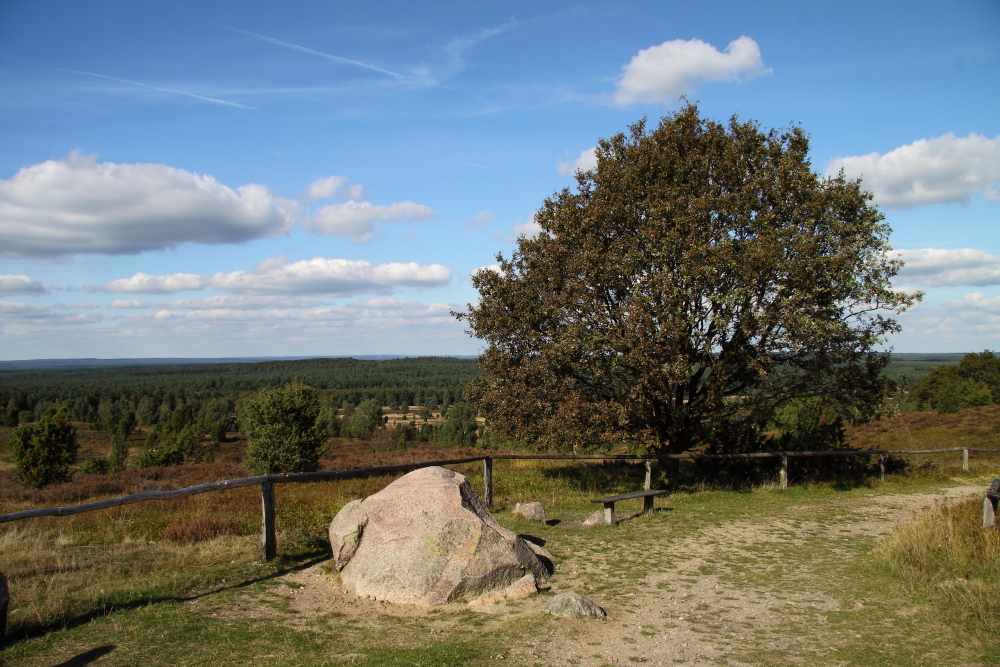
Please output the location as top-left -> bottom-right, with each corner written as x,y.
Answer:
472,264 -> 502,277
0,274 -> 47,296
827,133 -> 1000,208
103,257 -> 451,297
958,292 -> 1000,310
896,248 -> 1000,286
468,211 -> 494,229
110,295 -> 325,310
53,302 -> 100,309
105,272 -> 209,293
512,213 -> 543,239
108,299 -> 148,309
304,200 -> 435,242
0,152 -> 301,257
557,147 -> 598,176
614,36 -> 769,106
306,175 -> 365,201
0,300 -> 101,324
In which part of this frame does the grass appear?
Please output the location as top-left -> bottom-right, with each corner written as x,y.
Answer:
2,407 -> 1000,664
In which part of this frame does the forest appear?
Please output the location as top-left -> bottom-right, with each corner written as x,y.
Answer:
0,356 -> 480,430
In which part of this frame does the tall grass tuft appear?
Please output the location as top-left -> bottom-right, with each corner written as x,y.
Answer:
878,497 -> 1000,636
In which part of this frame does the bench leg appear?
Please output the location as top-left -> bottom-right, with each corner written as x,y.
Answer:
643,495 -> 655,515
603,502 -> 615,525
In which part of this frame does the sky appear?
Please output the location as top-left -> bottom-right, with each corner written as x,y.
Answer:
0,0 -> 998,360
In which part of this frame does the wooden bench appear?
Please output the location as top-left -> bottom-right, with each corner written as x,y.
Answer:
590,489 -> 668,525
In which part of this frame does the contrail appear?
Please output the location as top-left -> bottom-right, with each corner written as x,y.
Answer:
58,68 -> 255,109
221,25 -> 408,80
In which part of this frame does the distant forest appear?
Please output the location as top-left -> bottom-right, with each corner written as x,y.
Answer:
0,357 -> 480,428
0,353 -> 973,429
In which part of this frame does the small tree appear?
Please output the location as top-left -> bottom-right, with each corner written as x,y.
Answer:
10,411 -> 79,488
437,402 -> 479,447
240,382 -> 326,474
341,399 -> 382,440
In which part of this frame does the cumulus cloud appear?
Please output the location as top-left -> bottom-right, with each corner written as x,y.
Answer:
306,175 -> 366,201
305,200 -> 435,242
105,272 -> 209,293
557,147 -> 598,176
614,36 -> 769,106
0,152 -> 301,257
828,133 -> 1000,208
103,257 -> 450,297
0,274 -> 47,296
896,248 -> 1000,286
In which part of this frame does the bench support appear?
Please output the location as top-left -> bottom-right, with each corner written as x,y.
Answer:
603,502 -> 615,525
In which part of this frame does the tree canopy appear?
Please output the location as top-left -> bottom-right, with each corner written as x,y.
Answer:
240,381 -> 326,474
459,105 -> 917,454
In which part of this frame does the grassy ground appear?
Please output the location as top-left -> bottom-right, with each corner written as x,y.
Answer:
2,407 -> 999,665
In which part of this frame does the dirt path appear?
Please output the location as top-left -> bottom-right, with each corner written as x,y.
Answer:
260,482 -> 985,666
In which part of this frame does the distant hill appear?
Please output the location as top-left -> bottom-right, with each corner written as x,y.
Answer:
882,353 -> 967,386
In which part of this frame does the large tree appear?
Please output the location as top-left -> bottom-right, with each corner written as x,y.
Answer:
458,105 -> 917,454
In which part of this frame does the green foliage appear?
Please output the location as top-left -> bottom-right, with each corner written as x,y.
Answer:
79,457 -> 111,475
437,401 -> 479,447
911,351 -> 999,413
461,104 -> 917,454
240,381 -> 326,474
341,398 -> 382,440
135,424 -> 203,468
9,411 -> 79,488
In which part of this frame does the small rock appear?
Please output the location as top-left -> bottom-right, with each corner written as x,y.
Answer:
582,510 -> 605,527
544,592 -> 607,619
512,502 -> 546,523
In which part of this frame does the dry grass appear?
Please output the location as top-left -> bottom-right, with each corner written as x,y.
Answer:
878,496 -> 1000,637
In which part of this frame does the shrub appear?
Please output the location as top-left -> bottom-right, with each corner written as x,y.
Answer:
437,402 -> 479,447
340,398 -> 382,440
79,457 -> 112,475
240,381 -> 326,474
9,411 -> 79,489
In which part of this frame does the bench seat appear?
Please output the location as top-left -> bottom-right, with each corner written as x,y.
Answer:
590,489 -> 668,524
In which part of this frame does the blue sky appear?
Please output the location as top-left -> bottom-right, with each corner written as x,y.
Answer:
0,0 -> 997,359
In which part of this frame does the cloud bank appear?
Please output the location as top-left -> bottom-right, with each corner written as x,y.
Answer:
0,152 -> 300,257
614,36 -> 769,106
104,257 -> 451,296
828,133 -> 1000,208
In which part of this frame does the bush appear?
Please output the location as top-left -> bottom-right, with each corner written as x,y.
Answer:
340,398 -> 382,440
437,402 -> 479,447
10,411 -> 79,489
79,457 -> 112,475
240,381 -> 326,474
135,424 -> 202,468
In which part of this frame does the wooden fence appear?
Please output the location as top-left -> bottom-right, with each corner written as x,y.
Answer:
2,446 -> 997,560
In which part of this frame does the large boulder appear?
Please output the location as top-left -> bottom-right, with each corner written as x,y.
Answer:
329,466 -> 552,606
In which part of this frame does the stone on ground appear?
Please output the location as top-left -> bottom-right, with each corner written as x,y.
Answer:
512,502 -> 546,523
328,466 -> 552,606
582,510 -> 605,527
544,591 -> 607,619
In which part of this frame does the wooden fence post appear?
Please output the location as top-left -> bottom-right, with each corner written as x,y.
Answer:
260,480 -> 276,562
0,571 -> 8,645
879,454 -> 886,483
483,457 -> 493,508
644,459 -> 653,491
779,456 -> 788,490
963,448 -> 970,472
